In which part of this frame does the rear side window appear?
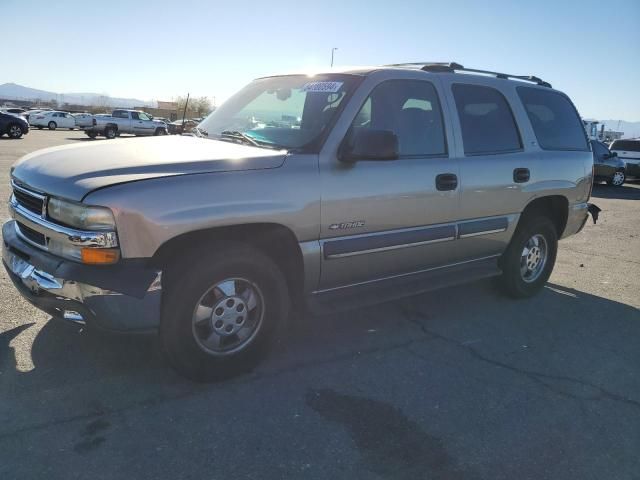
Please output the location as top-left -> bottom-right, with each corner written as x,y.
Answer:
610,140 -> 640,152
517,87 -> 588,151
452,84 -> 522,155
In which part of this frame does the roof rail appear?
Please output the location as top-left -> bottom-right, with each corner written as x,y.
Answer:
386,62 -> 552,88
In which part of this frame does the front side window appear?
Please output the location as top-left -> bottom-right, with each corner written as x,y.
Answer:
517,87 -> 588,151
350,79 -> 446,157
198,74 -> 359,151
130,112 -> 140,120
452,84 -> 522,155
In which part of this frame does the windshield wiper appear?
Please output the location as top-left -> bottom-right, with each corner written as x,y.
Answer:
192,127 -> 208,137
219,130 -> 260,147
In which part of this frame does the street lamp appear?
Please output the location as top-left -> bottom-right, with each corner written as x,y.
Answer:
331,47 -> 338,67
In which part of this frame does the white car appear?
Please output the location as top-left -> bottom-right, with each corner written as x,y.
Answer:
72,112 -> 94,128
609,139 -> 640,180
30,111 -> 76,130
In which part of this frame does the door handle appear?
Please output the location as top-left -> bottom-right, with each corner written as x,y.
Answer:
436,173 -> 458,191
513,168 -> 530,183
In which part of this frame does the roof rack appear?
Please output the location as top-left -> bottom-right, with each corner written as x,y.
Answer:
385,62 -> 552,88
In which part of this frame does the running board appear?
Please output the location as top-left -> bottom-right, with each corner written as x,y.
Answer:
307,256 -> 502,315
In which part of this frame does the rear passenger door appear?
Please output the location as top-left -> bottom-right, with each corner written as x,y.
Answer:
319,78 -> 460,290
442,80 -> 533,261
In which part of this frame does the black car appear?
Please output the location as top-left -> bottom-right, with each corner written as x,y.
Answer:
0,112 -> 29,139
591,140 -> 626,187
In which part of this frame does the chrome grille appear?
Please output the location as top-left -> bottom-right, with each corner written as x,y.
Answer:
12,184 -> 44,216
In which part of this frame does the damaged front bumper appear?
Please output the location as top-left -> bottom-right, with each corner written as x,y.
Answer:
2,220 -> 161,332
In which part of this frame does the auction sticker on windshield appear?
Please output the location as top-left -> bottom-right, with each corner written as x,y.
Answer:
301,81 -> 344,93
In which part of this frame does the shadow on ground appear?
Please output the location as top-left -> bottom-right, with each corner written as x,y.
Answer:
592,183 -> 640,200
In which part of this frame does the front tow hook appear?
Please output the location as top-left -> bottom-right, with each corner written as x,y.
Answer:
588,203 -> 602,224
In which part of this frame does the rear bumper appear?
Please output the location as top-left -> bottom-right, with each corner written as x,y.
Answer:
3,220 -> 162,332
561,202 -> 589,239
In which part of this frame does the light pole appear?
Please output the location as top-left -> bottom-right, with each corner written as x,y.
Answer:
331,47 -> 338,67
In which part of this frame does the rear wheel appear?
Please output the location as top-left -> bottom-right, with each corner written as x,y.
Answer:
7,124 -> 23,139
48,121 -> 57,130
104,126 -> 117,139
608,170 -> 625,187
499,216 -> 558,298
86,131 -> 98,139
160,244 -> 289,382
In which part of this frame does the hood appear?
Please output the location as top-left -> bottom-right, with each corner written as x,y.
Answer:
12,135 -> 287,201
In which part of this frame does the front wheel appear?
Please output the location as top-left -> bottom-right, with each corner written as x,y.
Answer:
608,170 -> 625,187
160,244 -> 289,381
499,216 -> 558,298
7,124 -> 23,139
48,121 -> 57,130
154,128 -> 167,136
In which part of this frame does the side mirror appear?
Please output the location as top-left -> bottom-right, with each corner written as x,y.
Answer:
339,128 -> 399,162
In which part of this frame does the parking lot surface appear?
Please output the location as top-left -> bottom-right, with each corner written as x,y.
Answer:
1,130 -> 639,479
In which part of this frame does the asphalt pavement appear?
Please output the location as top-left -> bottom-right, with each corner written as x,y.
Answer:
1,130 -> 639,479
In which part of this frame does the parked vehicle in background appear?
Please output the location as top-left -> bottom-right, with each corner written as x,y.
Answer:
83,109 -> 168,139
4,63 -> 598,380
23,109 -> 50,122
0,111 -> 29,138
30,111 -> 76,130
168,119 -> 198,135
1,107 -> 26,115
609,139 -> 640,180
591,140 -> 626,186
72,112 -> 94,128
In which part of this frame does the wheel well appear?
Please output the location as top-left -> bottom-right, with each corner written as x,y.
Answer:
106,123 -> 118,130
151,223 -> 304,302
520,196 -> 569,236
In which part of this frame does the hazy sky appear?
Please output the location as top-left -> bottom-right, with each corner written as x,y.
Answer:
3,0 -> 639,120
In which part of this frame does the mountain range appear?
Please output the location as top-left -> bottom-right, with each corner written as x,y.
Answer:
0,83 -> 155,108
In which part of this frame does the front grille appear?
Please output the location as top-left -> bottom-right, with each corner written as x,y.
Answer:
13,188 -> 44,216
16,221 -> 46,246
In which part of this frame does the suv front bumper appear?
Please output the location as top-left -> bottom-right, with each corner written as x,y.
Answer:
2,220 -> 162,332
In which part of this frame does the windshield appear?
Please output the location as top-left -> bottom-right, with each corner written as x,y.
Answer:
198,74 -> 359,150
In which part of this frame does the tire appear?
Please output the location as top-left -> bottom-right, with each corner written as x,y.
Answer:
48,121 -> 57,130
104,126 -> 117,139
607,170 -> 625,187
7,124 -> 23,139
160,243 -> 289,382
154,128 -> 167,136
499,216 -> 558,298
86,131 -> 97,139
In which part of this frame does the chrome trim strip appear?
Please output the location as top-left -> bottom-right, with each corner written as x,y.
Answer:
325,236 -> 455,259
459,228 -> 507,239
312,254 -> 502,294
9,198 -> 118,248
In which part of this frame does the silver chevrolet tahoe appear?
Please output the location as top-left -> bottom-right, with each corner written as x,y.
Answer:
3,63 -> 597,380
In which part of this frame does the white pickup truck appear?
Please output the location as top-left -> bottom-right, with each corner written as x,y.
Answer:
83,109 -> 168,139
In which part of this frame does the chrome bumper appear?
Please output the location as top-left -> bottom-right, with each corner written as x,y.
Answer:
3,220 -> 162,332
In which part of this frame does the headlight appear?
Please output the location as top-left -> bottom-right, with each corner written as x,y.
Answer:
48,197 -> 116,230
